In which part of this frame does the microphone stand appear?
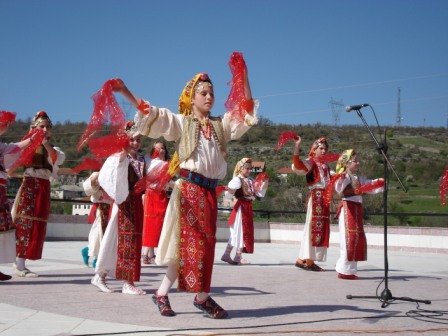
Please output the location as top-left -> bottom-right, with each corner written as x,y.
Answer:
345,108 -> 431,308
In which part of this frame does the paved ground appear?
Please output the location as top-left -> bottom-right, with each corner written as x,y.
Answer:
1,241 -> 447,336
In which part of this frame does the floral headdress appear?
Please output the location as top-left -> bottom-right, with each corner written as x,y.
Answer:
178,73 -> 212,116
308,137 -> 328,159
124,120 -> 139,138
336,149 -> 356,174
233,157 -> 252,177
30,111 -> 52,129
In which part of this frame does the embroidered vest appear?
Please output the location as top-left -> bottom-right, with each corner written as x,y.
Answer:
234,177 -> 255,199
177,115 -> 227,163
342,184 -> 356,197
127,156 -> 145,191
28,145 -> 53,172
342,175 -> 359,197
234,177 -> 247,199
306,160 -> 330,188
306,161 -> 320,186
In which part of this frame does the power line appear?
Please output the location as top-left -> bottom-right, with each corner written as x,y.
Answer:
257,72 -> 448,99
328,97 -> 344,126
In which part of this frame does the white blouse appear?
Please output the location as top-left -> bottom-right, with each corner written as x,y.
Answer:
135,103 -> 258,180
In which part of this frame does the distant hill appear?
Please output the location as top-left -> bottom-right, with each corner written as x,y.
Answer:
4,117 -> 446,186
3,119 -> 447,226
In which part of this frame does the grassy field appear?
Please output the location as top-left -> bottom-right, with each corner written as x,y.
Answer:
387,181 -> 447,227
397,135 -> 447,153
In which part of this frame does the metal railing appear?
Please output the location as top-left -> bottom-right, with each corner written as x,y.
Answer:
44,198 -> 448,223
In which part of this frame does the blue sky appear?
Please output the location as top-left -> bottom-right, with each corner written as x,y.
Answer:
1,0 -> 447,128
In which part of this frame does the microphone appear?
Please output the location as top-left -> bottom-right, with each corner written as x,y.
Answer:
345,104 -> 369,112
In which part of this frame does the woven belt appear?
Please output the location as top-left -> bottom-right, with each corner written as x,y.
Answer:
179,169 -> 218,189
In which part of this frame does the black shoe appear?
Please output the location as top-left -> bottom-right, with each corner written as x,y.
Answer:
193,296 -> 228,319
152,292 -> 175,316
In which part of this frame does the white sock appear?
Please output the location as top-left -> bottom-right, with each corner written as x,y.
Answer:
16,258 -> 26,270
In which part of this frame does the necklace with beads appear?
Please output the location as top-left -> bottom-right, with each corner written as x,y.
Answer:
199,118 -> 212,140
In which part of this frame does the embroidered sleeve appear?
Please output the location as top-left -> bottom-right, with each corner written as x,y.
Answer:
292,155 -> 308,172
134,107 -> 183,142
221,99 -> 259,142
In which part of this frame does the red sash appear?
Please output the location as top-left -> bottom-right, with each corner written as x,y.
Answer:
335,201 -> 367,261
309,188 -> 330,247
228,198 -> 254,253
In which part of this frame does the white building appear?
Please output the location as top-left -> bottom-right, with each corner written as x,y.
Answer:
72,196 -> 92,216
72,203 -> 92,216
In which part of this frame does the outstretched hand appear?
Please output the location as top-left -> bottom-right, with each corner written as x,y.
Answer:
108,78 -> 142,110
110,78 -> 125,92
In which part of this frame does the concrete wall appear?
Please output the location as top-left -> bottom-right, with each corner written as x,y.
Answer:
47,215 -> 448,254
264,222 -> 448,254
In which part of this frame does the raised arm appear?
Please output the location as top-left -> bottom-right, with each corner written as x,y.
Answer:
292,136 -> 309,172
112,78 -> 144,111
16,134 -> 37,149
243,70 -> 252,102
293,137 -> 302,156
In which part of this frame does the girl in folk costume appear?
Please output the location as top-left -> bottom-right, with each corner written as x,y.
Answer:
221,158 -> 269,265
141,141 -> 171,265
82,170 -> 112,268
91,121 -> 147,295
0,111 -> 40,281
11,111 -> 65,278
333,149 -> 384,280
292,136 -> 333,272
72,157 -> 109,268
113,52 -> 258,318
